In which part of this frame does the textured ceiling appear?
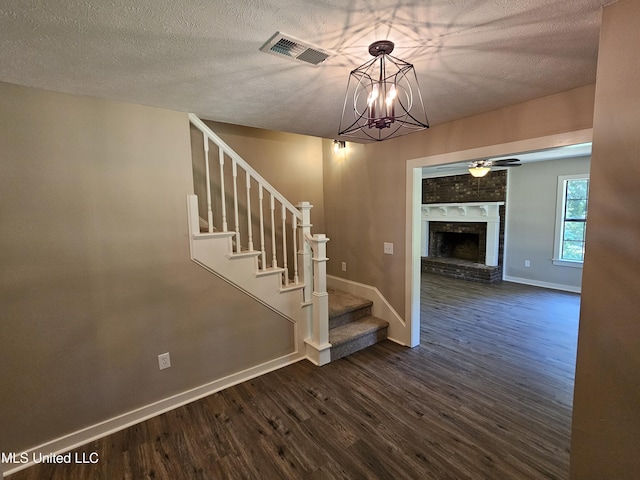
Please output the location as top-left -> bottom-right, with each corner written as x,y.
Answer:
0,0 -> 609,141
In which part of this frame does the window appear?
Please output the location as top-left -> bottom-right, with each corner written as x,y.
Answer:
553,174 -> 589,267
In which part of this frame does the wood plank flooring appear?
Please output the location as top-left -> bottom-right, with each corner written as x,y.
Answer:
9,274 -> 580,479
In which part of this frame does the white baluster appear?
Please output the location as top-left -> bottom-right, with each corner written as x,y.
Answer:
282,204 -> 288,286
203,136 -> 213,233
232,159 -> 241,253
297,202 -> 313,306
292,214 -> 299,284
259,185 -> 266,271
270,194 -> 277,268
219,148 -> 228,233
246,171 -> 254,252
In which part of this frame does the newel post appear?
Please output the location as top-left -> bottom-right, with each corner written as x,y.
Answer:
297,202 -> 331,366
309,233 -> 331,365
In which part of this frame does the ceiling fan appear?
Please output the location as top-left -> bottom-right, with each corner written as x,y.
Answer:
434,157 -> 522,177
467,158 -> 521,177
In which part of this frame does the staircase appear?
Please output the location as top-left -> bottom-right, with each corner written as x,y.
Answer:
188,113 -> 389,365
328,288 -> 389,361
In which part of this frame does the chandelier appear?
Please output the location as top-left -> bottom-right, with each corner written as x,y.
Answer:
338,40 -> 429,142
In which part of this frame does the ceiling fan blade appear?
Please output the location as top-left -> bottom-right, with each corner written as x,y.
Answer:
491,158 -> 520,166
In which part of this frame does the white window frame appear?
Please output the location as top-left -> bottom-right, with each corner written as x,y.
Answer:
553,173 -> 589,268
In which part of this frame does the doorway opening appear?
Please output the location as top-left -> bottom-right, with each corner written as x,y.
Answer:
404,129 -> 592,347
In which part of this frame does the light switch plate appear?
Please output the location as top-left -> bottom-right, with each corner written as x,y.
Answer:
158,352 -> 171,370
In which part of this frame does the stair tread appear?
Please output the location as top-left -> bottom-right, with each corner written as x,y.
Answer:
329,316 -> 389,346
193,231 -> 235,239
228,250 -> 261,259
328,288 -> 373,318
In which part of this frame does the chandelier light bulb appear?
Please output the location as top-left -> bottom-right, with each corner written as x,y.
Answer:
386,84 -> 397,105
368,84 -> 380,106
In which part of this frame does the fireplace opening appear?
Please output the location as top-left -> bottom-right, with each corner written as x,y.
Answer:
434,232 -> 481,262
428,222 -> 487,264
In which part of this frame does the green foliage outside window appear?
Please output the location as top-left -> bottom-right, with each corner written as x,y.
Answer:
561,179 -> 589,261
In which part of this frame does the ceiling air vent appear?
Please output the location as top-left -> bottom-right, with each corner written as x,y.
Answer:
260,32 -> 330,66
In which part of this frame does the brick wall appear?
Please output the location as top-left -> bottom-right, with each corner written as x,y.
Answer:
422,170 -> 507,203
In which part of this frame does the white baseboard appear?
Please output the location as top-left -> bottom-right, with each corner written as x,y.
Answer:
503,275 -> 581,294
2,352 -> 304,478
326,275 -> 408,346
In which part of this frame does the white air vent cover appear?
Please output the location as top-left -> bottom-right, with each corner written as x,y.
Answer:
260,32 -> 330,66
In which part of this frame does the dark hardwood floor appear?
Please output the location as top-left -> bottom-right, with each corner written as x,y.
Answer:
9,274 -> 580,479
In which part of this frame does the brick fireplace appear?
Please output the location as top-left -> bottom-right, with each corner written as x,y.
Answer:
421,202 -> 504,283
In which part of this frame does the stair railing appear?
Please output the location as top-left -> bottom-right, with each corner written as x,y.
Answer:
189,114 -> 330,363
190,114 -> 305,282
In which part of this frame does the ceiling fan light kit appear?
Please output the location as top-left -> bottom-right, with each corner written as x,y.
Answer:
468,158 -> 521,177
338,40 -> 429,142
469,166 -> 491,177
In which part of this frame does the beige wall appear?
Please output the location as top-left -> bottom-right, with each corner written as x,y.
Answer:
323,85 -> 596,318
571,0 -> 640,477
0,82 -> 295,460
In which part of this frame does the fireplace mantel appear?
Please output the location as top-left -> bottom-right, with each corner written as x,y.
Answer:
422,202 -> 504,222
421,202 -> 504,267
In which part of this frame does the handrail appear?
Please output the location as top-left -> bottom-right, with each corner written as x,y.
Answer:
189,114 -> 302,220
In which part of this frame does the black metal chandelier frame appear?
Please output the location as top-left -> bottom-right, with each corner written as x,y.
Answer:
338,40 -> 429,141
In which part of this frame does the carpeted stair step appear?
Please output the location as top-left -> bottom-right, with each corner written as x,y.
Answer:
328,288 -> 389,361
329,316 -> 389,361
328,288 -> 373,329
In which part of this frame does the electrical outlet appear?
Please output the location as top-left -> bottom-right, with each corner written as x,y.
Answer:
384,242 -> 394,255
341,262 -> 347,272
158,352 -> 171,370
524,260 -> 531,268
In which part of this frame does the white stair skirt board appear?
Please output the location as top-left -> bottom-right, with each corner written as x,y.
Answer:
1,352 -> 303,478
326,275 -> 408,346
187,196 -> 311,330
